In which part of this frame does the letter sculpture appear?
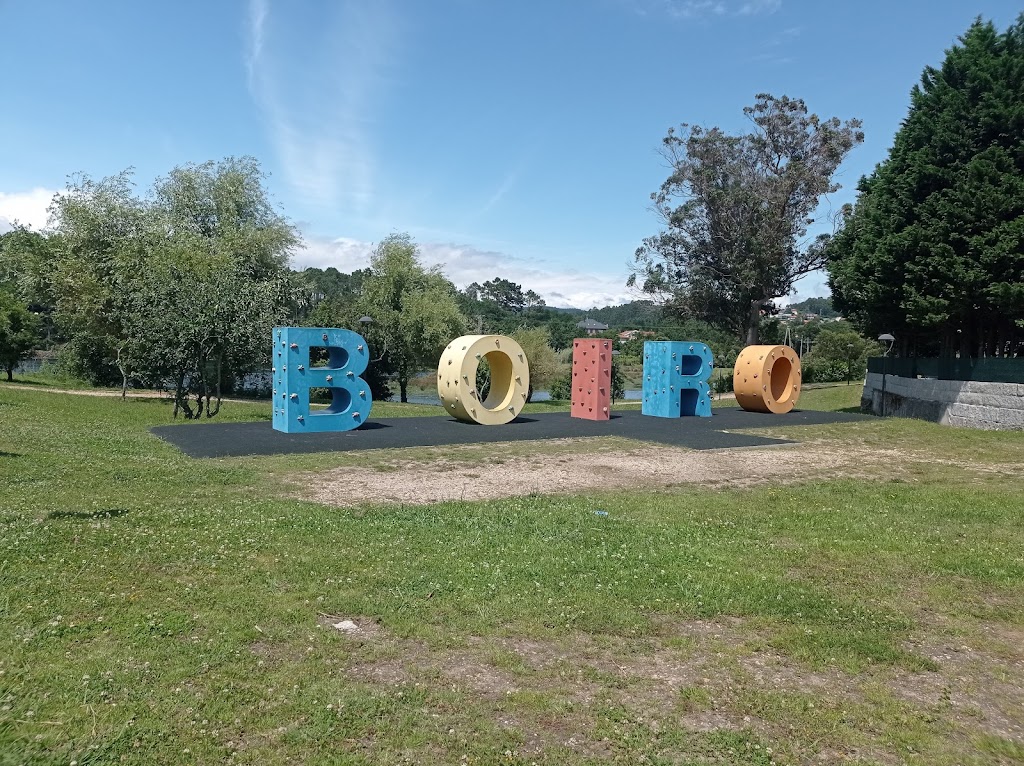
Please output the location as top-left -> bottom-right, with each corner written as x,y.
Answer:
641,341 -> 713,418
437,334 -> 530,425
571,338 -> 612,420
272,327 -> 371,433
733,344 -> 801,413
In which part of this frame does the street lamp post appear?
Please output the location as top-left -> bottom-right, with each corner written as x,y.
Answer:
878,333 -> 895,416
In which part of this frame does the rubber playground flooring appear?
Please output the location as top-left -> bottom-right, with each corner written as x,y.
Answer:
152,406 -> 867,458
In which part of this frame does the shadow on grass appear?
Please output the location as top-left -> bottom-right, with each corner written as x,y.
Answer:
0,451 -> 22,457
47,508 -> 131,522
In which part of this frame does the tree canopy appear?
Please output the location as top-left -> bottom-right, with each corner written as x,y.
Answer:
0,291 -> 41,381
825,16 -> 1024,357
46,157 -> 299,415
357,234 -> 467,402
630,94 -> 863,344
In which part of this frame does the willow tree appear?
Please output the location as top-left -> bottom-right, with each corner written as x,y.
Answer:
357,233 -> 467,402
630,94 -> 863,344
48,158 -> 300,414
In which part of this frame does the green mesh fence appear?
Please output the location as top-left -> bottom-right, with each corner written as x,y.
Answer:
867,357 -> 1024,384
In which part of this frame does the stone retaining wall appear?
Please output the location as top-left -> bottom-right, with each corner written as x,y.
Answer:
861,372 -> 1024,430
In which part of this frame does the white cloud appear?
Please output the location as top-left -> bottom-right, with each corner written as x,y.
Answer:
0,188 -> 55,232
737,0 -> 780,15
292,233 -> 636,310
245,0 -> 269,91
621,0 -> 779,18
244,0 -> 393,215
786,269 -> 831,306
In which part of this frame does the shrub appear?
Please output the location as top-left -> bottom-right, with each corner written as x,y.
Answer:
801,359 -> 851,384
548,370 -> 572,400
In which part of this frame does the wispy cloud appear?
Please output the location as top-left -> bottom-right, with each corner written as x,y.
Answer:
244,0 -> 268,91
479,168 -> 520,217
788,269 -> 831,305
244,1 -> 396,216
0,188 -> 55,232
620,0 -> 780,19
667,1 -> 726,19
737,0 -> 781,16
293,233 -> 635,309
745,23 -> 799,65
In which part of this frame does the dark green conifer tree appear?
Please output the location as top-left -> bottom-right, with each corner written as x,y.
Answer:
827,16 -> 1024,356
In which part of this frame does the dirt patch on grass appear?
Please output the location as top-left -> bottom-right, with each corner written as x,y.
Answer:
291,440 -> 913,507
892,635 -> 1024,744
332,616 -> 1024,762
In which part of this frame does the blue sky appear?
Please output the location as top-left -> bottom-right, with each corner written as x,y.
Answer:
1,1 -> 1019,308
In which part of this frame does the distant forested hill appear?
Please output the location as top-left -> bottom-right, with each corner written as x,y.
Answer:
785,296 -> 838,318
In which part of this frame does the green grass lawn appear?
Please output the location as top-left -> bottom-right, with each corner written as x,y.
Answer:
1,383 -> 1022,765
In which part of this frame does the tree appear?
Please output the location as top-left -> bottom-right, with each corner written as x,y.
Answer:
510,326 -> 561,402
48,158 -> 299,413
0,292 -> 41,381
0,227 -> 57,309
805,323 -> 881,380
303,297 -> 395,401
826,17 -> 1024,357
630,94 -> 864,345
357,234 -> 467,402
47,169 -> 149,386
124,247 -> 294,417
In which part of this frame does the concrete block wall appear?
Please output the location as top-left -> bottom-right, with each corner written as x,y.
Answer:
862,372 -> 1024,430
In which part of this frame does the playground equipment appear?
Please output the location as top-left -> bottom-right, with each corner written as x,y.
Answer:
269,326 -> 802,434
641,341 -> 714,418
570,338 -> 613,420
272,327 -> 371,433
733,344 -> 802,414
436,334 -> 531,425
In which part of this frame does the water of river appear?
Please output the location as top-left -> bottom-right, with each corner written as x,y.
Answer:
402,389 -> 644,406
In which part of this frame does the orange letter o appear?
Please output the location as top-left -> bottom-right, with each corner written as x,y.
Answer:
733,345 -> 801,414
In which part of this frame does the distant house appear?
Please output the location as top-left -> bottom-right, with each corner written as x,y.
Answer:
617,329 -> 656,342
576,317 -> 609,336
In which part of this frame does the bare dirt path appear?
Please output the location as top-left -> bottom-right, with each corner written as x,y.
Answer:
293,438 -> 904,507
0,382 -> 259,404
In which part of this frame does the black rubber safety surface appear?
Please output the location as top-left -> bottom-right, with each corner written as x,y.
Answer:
151,407 -> 867,459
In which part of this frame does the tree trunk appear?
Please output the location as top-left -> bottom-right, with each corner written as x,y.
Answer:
745,299 -> 764,346
207,356 -> 223,418
115,346 -> 128,400
399,376 -> 408,403
5,367 -> 12,382
526,382 -> 534,403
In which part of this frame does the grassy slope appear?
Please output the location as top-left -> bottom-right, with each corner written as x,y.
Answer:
1,384 -> 1022,765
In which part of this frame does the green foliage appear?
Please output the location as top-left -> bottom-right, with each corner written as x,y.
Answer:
787,296 -> 839,319
801,359 -> 851,384
712,370 -> 734,395
464,277 -> 544,314
46,158 -> 299,415
610,360 -> 626,401
632,94 -> 864,344
543,362 -> 624,402
826,16 -> 1024,357
0,291 -> 41,380
511,326 -> 561,402
0,226 -> 57,310
358,234 -> 468,402
302,296 -> 394,401
548,369 -> 572,400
